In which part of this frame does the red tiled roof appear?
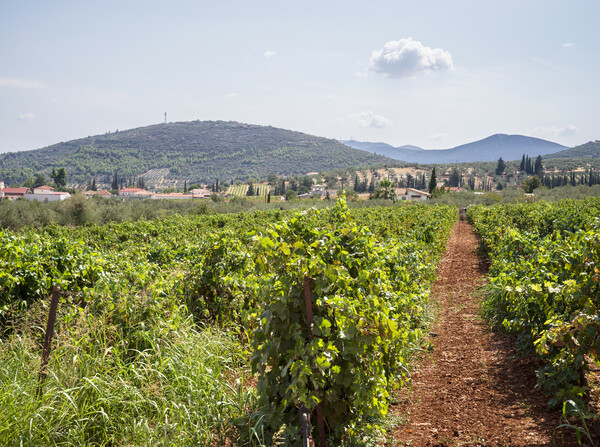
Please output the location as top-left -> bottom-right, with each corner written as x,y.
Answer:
120,187 -> 144,192
35,185 -> 55,190
2,187 -> 30,194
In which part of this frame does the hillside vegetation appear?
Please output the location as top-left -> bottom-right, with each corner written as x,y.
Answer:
544,140 -> 600,159
0,121 -> 393,186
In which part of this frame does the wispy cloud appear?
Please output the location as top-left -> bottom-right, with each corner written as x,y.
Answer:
531,124 -> 579,138
351,111 -> 393,129
263,50 -> 277,58
562,42 -> 574,48
369,38 -> 453,78
0,78 -> 47,89
533,57 -> 575,77
224,92 -> 237,98
17,112 -> 35,121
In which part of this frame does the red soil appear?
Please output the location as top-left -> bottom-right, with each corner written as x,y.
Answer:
389,221 -> 587,446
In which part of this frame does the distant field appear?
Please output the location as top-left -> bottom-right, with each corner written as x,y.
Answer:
228,183 -> 271,197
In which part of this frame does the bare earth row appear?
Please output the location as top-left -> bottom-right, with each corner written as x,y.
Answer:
390,221 -> 581,447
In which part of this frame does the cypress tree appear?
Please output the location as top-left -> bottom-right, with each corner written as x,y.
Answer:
534,155 -> 543,177
495,157 -> 505,176
428,167 -> 437,194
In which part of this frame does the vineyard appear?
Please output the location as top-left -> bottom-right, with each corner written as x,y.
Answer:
228,183 -> 271,197
468,198 -> 600,409
3,195 -> 600,445
0,200 -> 457,445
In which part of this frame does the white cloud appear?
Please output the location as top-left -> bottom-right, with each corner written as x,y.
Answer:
263,50 -> 277,58
368,38 -> 453,78
352,111 -> 392,129
224,92 -> 237,98
0,78 -> 47,89
531,124 -> 579,138
17,112 -> 35,121
562,42 -> 574,48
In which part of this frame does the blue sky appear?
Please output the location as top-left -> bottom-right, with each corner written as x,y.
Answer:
1,0 -> 598,153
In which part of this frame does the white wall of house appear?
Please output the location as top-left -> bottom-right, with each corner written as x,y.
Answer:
24,192 -> 70,202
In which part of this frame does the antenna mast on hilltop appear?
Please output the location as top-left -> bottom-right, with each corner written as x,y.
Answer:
164,112 -> 167,124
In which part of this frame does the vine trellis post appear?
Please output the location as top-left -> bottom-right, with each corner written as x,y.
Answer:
303,276 -> 326,447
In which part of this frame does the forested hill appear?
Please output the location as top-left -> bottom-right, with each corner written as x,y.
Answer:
543,140 -> 600,159
0,121 -> 393,185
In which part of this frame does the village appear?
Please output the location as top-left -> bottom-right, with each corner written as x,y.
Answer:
0,180 -> 434,202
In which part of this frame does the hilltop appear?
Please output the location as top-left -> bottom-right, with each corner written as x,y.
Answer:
342,134 -> 567,163
0,121 -> 393,186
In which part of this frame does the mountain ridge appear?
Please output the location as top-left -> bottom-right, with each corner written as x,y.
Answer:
342,134 -> 568,163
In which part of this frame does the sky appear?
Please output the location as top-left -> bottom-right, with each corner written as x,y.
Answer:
1,0 -> 598,153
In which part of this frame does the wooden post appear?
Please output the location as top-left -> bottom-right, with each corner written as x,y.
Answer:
303,276 -> 326,447
37,286 -> 60,398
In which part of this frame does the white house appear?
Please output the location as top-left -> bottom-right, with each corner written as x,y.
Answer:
33,185 -> 55,194
119,187 -> 145,197
84,189 -> 112,198
151,193 -> 191,200
188,188 -> 212,198
24,190 -> 71,202
311,184 -> 326,197
395,187 -> 431,202
0,181 -> 5,190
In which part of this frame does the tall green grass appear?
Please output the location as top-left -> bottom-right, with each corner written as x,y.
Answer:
0,299 -> 251,446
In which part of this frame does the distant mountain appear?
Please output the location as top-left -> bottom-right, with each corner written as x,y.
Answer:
0,121 -> 394,186
544,140 -> 600,159
342,134 -> 568,163
341,140 -> 423,160
398,145 -> 423,151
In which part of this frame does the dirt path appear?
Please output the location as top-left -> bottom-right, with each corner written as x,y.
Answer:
390,220 -> 579,447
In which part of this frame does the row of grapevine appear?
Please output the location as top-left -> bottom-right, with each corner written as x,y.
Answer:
246,200 -> 456,443
1,200 -> 457,444
227,184 -> 271,197
228,184 -> 248,196
468,198 -> 600,407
